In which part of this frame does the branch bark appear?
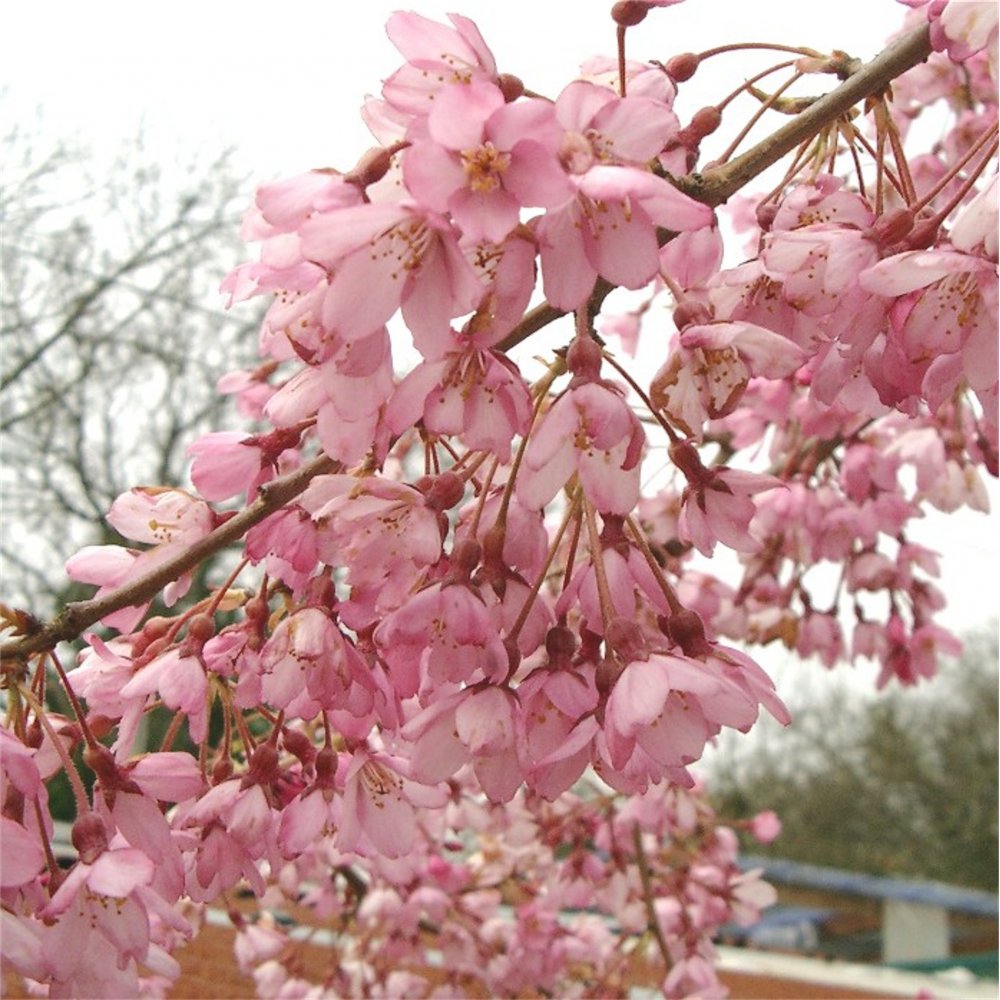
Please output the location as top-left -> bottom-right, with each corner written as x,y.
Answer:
1,453 -> 336,661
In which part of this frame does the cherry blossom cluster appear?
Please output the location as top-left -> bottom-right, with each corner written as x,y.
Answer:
1,1 -> 996,996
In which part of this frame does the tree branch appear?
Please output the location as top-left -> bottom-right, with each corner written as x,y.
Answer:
0,453 -> 336,661
671,22 -> 933,206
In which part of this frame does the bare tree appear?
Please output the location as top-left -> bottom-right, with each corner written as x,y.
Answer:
1,120 -> 263,614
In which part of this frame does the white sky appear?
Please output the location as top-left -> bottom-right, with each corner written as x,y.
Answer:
2,0 -> 996,648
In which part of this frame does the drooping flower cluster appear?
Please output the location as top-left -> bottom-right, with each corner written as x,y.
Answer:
2,2 -> 995,997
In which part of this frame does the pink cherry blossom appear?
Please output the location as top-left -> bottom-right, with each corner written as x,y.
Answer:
519,380 -> 646,515
538,166 -> 714,309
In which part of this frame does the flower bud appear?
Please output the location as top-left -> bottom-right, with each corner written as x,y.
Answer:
611,0 -> 649,27
497,73 -> 525,102
665,52 -> 699,82
688,106 -> 722,139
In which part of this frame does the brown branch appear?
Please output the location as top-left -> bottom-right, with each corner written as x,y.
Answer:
671,22 -> 933,206
0,453 -> 336,661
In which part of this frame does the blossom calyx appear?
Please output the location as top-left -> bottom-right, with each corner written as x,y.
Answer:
865,207 -> 915,248
566,335 -> 604,383
606,617 -> 649,662
662,608 -> 713,657
611,1 -> 650,27
669,439 -> 709,483
242,742 -> 281,789
71,811 -> 109,864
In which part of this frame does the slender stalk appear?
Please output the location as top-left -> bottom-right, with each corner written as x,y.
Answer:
632,823 -> 673,972
671,23 -> 933,206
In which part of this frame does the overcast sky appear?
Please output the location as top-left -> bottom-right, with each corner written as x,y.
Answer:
2,1 -> 995,643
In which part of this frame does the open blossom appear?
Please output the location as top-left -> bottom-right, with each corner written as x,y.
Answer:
519,379 -> 646,515
260,607 -> 374,718
537,165 -> 714,309
860,248 -> 998,409
388,344 -> 532,461
336,748 -> 447,858
65,488 -> 215,630
403,685 -> 524,802
380,11 -> 500,119
299,199 -> 483,353
374,579 -> 508,699
402,80 -> 567,244
651,318 -> 807,440
604,644 -> 790,785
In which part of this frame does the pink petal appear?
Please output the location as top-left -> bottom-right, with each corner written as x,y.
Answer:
87,847 -> 155,897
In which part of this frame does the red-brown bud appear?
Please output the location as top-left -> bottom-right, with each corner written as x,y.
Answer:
611,0 -> 649,27
665,52 -> 699,82
497,73 -> 525,103
689,106 -> 722,139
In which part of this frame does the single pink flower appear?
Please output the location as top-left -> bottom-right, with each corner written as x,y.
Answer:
538,165 -> 714,310
336,749 -> 446,859
519,380 -> 646,515
381,12 -> 499,118
388,345 -> 532,461
402,80 -> 566,244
